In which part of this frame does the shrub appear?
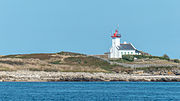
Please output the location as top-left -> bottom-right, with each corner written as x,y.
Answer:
43,68 -> 59,72
162,54 -> 170,60
110,59 -> 129,63
133,54 -> 170,60
50,60 -> 61,64
133,55 -> 143,59
122,55 -> 134,62
28,68 -> 42,71
174,59 -> 180,63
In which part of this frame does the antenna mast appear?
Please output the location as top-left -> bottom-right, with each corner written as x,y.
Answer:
117,24 -> 119,30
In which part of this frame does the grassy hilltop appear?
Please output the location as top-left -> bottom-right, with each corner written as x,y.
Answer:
0,51 -> 179,75
0,52 -> 112,72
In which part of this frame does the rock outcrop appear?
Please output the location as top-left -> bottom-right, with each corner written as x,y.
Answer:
0,71 -> 179,82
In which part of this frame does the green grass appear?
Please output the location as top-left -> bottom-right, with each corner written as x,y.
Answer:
133,55 -> 170,60
64,56 -> 113,71
64,56 -> 106,65
57,51 -> 86,56
110,55 -> 171,63
28,67 -> 59,72
1,53 -> 57,60
17,54 -> 55,60
0,60 -> 24,65
0,67 -> 14,71
43,68 -> 59,72
135,66 -> 178,72
50,60 -> 61,64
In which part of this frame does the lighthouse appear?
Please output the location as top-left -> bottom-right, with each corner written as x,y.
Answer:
109,29 -> 121,58
109,27 -> 141,59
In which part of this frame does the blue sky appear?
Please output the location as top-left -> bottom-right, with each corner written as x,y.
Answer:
0,0 -> 179,59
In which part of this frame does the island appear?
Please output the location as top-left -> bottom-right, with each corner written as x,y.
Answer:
0,51 -> 179,82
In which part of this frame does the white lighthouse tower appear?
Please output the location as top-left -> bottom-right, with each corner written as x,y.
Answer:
109,27 -> 141,59
109,29 -> 121,58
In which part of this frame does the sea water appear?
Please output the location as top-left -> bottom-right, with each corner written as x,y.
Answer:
0,82 -> 179,101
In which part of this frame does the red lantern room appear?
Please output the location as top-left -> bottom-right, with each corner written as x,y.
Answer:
111,29 -> 121,38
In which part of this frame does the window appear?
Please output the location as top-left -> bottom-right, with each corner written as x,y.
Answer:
131,52 -> 133,54
124,52 -> 126,54
121,52 -> 123,54
128,52 -> 129,54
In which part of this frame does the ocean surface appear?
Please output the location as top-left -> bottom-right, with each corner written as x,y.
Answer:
0,82 -> 179,101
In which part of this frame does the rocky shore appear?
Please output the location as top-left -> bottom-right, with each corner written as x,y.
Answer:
0,71 -> 180,82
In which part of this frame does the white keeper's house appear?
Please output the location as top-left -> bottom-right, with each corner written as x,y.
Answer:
109,28 -> 141,58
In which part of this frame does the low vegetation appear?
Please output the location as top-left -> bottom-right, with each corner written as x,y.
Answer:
2,53 -> 57,60
122,55 -> 134,62
0,60 -> 24,65
64,56 -> 112,71
57,51 -> 86,56
0,52 -> 113,72
0,52 -> 179,75
111,54 -> 172,63
0,66 -> 14,71
50,60 -> 61,64
173,59 -> 180,63
133,54 -> 170,60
